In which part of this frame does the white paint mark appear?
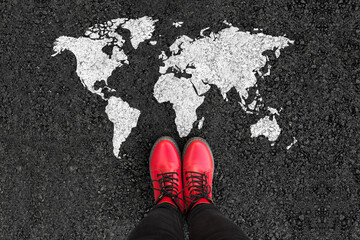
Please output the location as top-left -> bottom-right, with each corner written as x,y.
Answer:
200,27 -> 210,37
223,20 -> 233,26
159,51 -> 168,60
268,107 -> 280,115
105,96 -> 141,158
161,26 -> 293,102
53,37 -> 127,99
84,18 -> 127,41
246,88 -> 263,112
172,21 -> 184,28
286,137 -> 298,150
121,17 -> 158,49
250,116 -> 281,142
52,18 -> 129,99
238,101 -> 248,112
154,73 -> 205,137
255,89 -> 261,96
262,64 -> 272,76
165,35 -> 193,57
275,48 -> 281,58
155,23 -> 293,138
198,117 -> 205,129
248,99 -> 258,111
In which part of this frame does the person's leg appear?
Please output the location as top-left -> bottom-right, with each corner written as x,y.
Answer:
128,202 -> 184,240
187,203 -> 250,240
182,137 -> 250,240
128,136 -> 186,239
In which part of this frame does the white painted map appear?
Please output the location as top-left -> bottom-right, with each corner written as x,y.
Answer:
52,17 -> 294,159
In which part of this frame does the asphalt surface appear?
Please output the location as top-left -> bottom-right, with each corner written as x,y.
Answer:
1,0 -> 360,239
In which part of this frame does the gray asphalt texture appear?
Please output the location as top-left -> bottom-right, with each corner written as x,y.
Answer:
1,0 -> 360,239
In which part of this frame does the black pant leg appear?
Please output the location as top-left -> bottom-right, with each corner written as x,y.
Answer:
187,204 -> 250,240
127,203 -> 185,240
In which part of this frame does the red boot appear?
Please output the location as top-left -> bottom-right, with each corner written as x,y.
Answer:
182,137 -> 214,213
149,136 -> 184,212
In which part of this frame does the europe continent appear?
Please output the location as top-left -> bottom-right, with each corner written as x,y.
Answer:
52,17 -> 294,159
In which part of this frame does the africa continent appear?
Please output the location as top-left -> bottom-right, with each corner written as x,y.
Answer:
52,17 -> 294,159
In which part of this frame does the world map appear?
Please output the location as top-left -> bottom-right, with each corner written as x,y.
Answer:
52,17 -> 294,159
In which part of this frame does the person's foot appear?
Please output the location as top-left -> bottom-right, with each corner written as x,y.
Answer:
149,136 -> 184,211
182,137 -> 214,213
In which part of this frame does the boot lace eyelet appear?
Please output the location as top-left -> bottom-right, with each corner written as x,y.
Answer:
153,172 -> 185,211
184,171 -> 212,208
